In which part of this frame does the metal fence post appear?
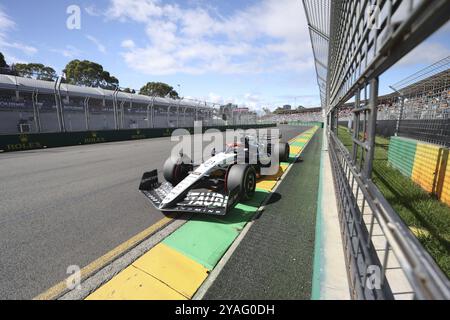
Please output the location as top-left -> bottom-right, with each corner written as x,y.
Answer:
54,77 -> 63,132
352,89 -> 360,163
120,100 -> 125,129
32,90 -> 41,133
151,95 -> 155,128
167,105 -> 172,127
113,87 -> 119,130
364,77 -> 379,179
395,96 -> 404,136
146,102 -> 151,128
84,97 -> 90,130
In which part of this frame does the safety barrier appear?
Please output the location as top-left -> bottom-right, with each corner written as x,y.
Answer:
388,136 -> 450,206
287,121 -> 324,128
0,124 -> 276,153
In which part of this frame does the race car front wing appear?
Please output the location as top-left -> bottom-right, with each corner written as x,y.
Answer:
139,170 -> 240,215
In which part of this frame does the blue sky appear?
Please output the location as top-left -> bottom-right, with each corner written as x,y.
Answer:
0,0 -> 449,113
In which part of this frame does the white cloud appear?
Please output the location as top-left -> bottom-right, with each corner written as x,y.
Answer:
122,45 -> 180,75
207,93 -> 224,104
187,93 -> 237,106
244,93 -> 261,103
0,7 -> 38,57
51,45 -> 83,58
185,90 -> 322,114
0,7 -> 15,30
1,40 -> 37,55
189,92 -> 272,113
107,0 -> 313,75
3,53 -> 25,64
179,7 -> 218,38
85,5 -> 102,17
121,39 -> 135,48
86,34 -> 106,53
107,0 -> 165,23
397,42 -> 450,66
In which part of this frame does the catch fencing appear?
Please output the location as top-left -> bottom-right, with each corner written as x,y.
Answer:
303,0 -> 450,300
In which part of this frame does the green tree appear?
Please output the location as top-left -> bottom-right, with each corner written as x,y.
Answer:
63,59 -> 119,89
139,82 -> 179,99
14,63 -> 57,81
273,107 -> 283,114
0,52 -> 6,68
122,88 -> 136,94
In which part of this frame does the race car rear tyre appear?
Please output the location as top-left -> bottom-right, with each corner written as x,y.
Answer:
278,142 -> 290,162
163,156 -> 192,186
262,142 -> 289,165
226,164 -> 256,201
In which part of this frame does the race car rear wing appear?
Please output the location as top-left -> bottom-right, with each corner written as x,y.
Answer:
139,170 -> 240,215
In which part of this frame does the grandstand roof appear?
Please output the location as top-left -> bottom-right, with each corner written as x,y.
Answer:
0,74 -> 210,109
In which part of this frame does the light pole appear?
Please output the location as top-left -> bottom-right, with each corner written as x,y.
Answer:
389,85 -> 405,136
113,86 -> 119,130
177,97 -> 184,127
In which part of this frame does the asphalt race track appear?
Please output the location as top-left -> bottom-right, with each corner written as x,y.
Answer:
0,125 -> 309,299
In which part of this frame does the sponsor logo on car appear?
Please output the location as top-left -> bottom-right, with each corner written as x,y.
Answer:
178,192 -> 228,208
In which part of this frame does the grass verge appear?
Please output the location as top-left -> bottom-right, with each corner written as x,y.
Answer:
337,126 -> 450,278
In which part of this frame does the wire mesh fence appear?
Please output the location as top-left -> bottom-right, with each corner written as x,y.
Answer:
304,0 -> 450,300
337,57 -> 450,147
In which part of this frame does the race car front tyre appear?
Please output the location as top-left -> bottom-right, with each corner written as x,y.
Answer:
163,156 -> 192,186
226,164 -> 256,201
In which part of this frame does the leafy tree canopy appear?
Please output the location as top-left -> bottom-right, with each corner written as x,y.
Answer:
14,63 -> 57,81
122,88 -> 136,94
63,59 -> 119,90
139,82 -> 179,99
273,107 -> 286,114
0,52 -> 6,68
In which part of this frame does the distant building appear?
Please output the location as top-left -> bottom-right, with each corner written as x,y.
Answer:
283,105 -> 292,110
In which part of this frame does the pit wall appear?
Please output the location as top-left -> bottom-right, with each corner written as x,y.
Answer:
388,136 -> 450,206
0,124 -> 276,153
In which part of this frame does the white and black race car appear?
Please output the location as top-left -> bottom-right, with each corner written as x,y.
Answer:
138,135 -> 290,215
